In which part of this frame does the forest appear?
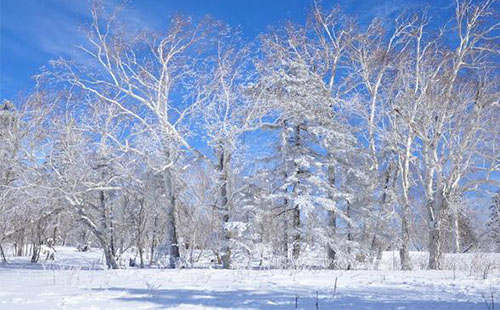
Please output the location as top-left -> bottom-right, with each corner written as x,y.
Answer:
1,0 -> 499,272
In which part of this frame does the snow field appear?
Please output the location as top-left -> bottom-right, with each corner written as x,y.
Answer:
0,246 -> 499,309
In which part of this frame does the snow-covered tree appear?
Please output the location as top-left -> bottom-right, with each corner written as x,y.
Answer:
488,192 -> 500,252
46,3 -> 219,268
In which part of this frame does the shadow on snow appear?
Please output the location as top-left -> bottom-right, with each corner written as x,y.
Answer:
93,286 -> 484,310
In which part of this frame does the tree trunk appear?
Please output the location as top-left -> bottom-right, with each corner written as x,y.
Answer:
346,200 -> 353,270
399,168 -> 412,270
0,243 -> 6,263
327,210 -> 337,269
292,206 -> 300,261
31,242 -> 41,263
291,125 -> 301,262
428,191 -> 447,270
103,245 -> 119,269
31,221 -> 43,263
77,205 -> 120,269
452,209 -> 460,253
281,123 -> 290,267
220,212 -> 231,269
400,208 -> 411,270
399,133 -> 413,270
99,190 -> 119,269
16,228 -> 24,256
282,201 -> 289,267
150,214 -> 159,266
163,168 -> 180,269
138,243 -> 144,268
52,215 -> 59,245
166,196 -> 179,268
428,219 -> 443,270
327,165 -> 337,269
216,147 -> 232,269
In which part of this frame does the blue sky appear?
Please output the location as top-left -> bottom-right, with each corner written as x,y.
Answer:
0,0 -> 456,100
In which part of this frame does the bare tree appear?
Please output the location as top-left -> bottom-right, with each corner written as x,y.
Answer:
48,3 -> 217,268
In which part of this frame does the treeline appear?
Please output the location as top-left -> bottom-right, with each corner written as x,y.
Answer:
1,0 -> 499,269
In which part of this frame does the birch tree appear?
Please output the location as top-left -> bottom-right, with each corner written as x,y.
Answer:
198,28 -> 274,268
396,0 -> 500,269
48,3 -> 216,268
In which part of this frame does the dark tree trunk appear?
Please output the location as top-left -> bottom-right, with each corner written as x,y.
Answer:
327,165 -> 337,269
138,243 -> 144,268
31,221 -> 43,263
16,228 -> 25,256
99,190 -> 119,269
103,245 -> 119,269
428,221 -> 444,270
31,243 -> 41,263
400,205 -> 411,270
346,200 -> 353,270
163,168 -> 180,269
280,122 -> 290,267
291,125 -> 301,262
282,201 -> 289,267
150,214 -> 159,266
327,210 -> 337,269
292,205 -> 301,260
0,243 -> 6,263
215,146 -> 232,269
428,193 -> 447,270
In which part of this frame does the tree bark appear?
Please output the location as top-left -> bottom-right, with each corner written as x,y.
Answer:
428,219 -> 443,270
31,243 -> 40,263
139,245 -> 144,268
30,221 -> 43,263
452,209 -> 460,253
163,168 -> 180,269
150,214 -> 159,266
16,228 -> 24,256
0,243 -> 6,263
103,245 -> 119,269
327,210 -> 337,269
280,122 -> 290,267
327,165 -> 337,269
77,206 -> 120,269
292,205 -> 300,261
100,189 -> 119,269
282,200 -> 289,267
291,125 -> 301,262
399,132 -> 414,270
346,200 -> 353,270
216,147 -> 232,269
428,194 -> 447,270
400,209 -> 411,270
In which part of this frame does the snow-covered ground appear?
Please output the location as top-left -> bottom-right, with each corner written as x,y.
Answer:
0,247 -> 499,310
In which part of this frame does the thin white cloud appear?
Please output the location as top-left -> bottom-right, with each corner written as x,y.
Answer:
1,0 -> 159,59
1,0 -> 87,57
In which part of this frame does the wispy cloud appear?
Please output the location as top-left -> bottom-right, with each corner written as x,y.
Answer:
0,0 -> 157,98
334,0 -> 429,24
1,0 -> 90,57
1,0 -> 165,58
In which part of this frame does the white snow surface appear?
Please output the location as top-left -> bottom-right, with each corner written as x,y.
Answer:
0,246 -> 499,310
